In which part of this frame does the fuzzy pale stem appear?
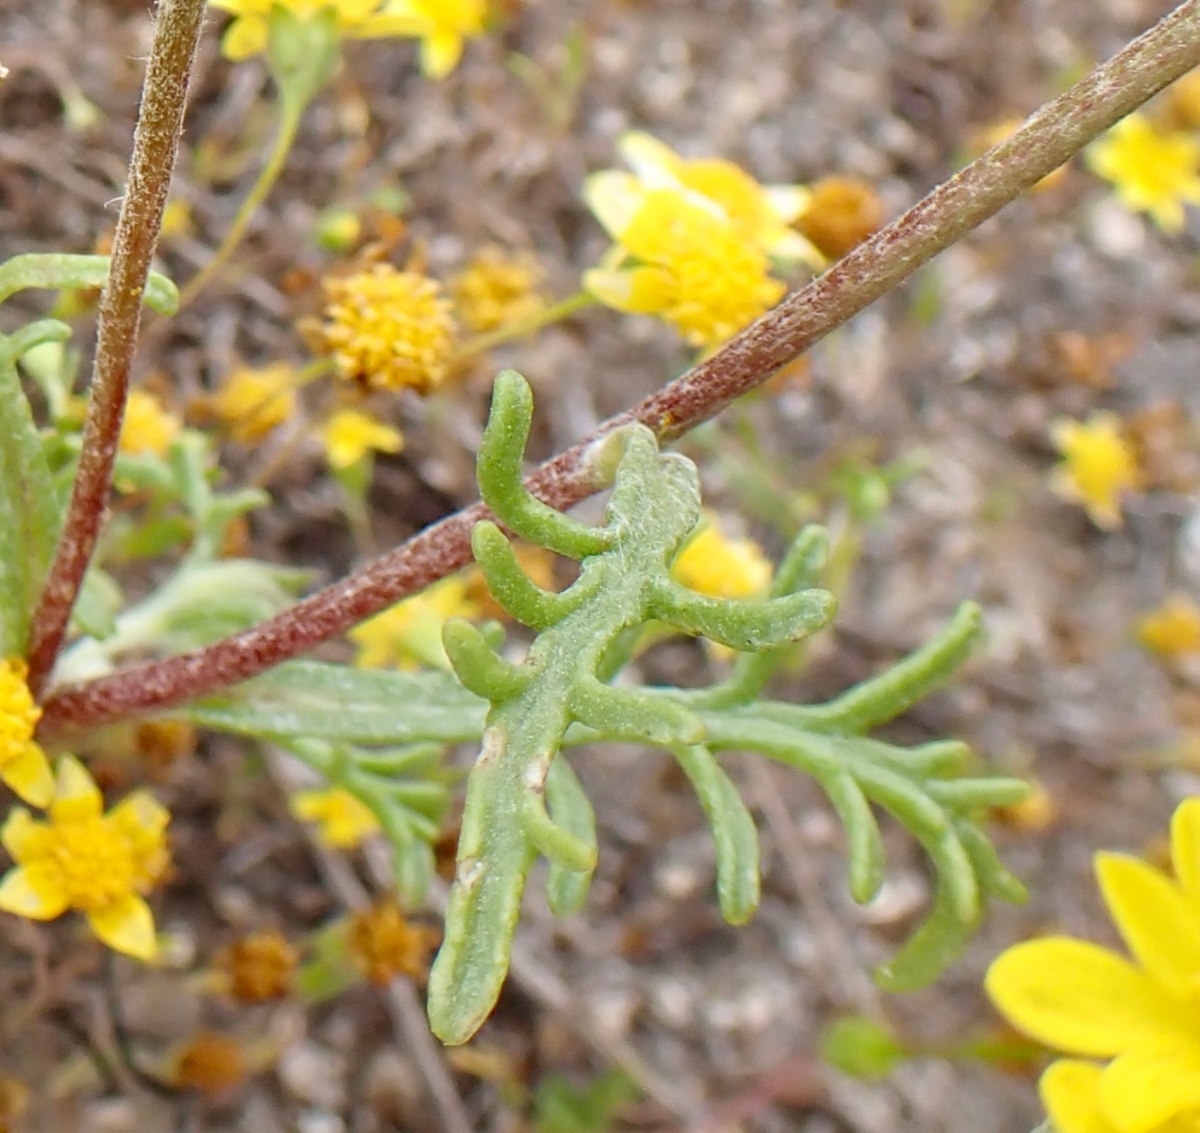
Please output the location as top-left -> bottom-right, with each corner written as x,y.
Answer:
26,0 -> 206,698
36,0 -> 1200,735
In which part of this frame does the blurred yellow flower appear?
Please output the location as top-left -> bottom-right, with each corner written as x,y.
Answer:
291,786 -> 381,848
986,798 -> 1200,1133
348,894 -> 439,984
209,0 -> 414,61
0,658 -> 54,808
450,247 -> 546,333
201,363 -> 299,443
795,175 -> 886,259
671,514 -> 772,599
349,577 -> 480,670
607,131 -> 823,265
1086,114 -> 1200,234
377,0 -> 486,79
322,265 -> 458,394
318,408 -> 403,470
583,182 -> 786,352
119,389 -> 182,458
1049,412 -> 1143,530
0,755 -> 170,960
1136,594 -> 1200,658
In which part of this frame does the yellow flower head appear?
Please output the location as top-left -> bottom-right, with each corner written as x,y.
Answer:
1086,113 -> 1200,234
318,408 -> 403,470
795,175 -> 887,260
1049,412 -> 1143,531
609,132 -> 822,266
201,363 -> 299,444
671,514 -> 773,600
449,247 -> 546,334
322,265 -> 458,394
583,182 -> 787,351
375,0 -> 486,78
220,929 -> 299,1004
209,0 -> 415,61
0,658 -> 54,808
349,577 -> 481,670
347,894 -> 439,984
0,755 -> 170,960
290,786 -> 381,849
119,389 -> 182,458
1136,594 -> 1200,658
985,797 -> 1200,1133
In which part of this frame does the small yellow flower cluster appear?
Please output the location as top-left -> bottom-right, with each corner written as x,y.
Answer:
1049,412 -> 1143,530
1136,594 -> 1200,658
986,798 -> 1200,1133
450,247 -> 547,334
1087,113 -> 1200,234
347,894 -> 439,984
321,264 -> 458,395
0,754 -> 170,961
318,407 -> 403,470
118,389 -> 182,458
210,0 -> 485,79
291,785 -> 381,848
349,577 -> 481,670
199,363 -> 300,444
671,514 -> 773,600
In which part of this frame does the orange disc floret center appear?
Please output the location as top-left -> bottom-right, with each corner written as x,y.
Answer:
47,818 -> 137,911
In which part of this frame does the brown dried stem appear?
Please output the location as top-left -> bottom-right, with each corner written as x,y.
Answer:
37,0 -> 1200,735
24,0 -> 205,698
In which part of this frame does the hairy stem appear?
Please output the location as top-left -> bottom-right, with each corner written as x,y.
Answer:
26,0 -> 205,698
176,95 -> 306,310
37,0 -> 1200,734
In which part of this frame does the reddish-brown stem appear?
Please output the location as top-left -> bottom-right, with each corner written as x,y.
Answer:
37,0 -> 1200,736
24,0 -> 205,698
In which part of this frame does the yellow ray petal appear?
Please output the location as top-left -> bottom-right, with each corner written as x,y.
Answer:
1,743 -> 54,808
0,865 -> 69,920
617,132 -> 685,188
50,755 -> 103,825
763,183 -> 811,223
1100,1043 -> 1200,1133
1171,798 -> 1200,901
220,15 -> 270,60
583,172 -> 647,242
88,895 -> 158,961
422,29 -> 463,79
1039,1061 -> 1119,1133
0,807 -> 52,861
583,266 -> 674,315
1095,851 -> 1200,993
985,937 -> 1190,1057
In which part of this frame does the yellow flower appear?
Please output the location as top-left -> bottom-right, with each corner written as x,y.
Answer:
0,659 -> 54,808
0,755 -> 170,960
349,577 -> 480,670
671,514 -> 772,599
318,408 -> 403,470
375,0 -> 486,79
209,0 -> 414,61
291,786 -> 381,849
347,894 -> 439,984
119,389 -> 182,458
795,175 -> 887,259
1086,114 -> 1200,234
449,247 -> 546,334
985,798 -> 1200,1133
1137,594 -> 1200,658
583,184 -> 787,351
200,363 -> 299,443
1049,412 -> 1143,530
607,131 -> 823,265
322,265 -> 458,394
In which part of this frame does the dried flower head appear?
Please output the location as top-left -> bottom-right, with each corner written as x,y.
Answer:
450,247 -> 546,334
210,0 -> 414,61
318,408 -> 403,470
221,930 -> 299,1003
1049,412 -> 1143,530
0,755 -> 170,960
0,658 -> 54,807
347,895 -> 439,985
377,0 -> 486,78
349,577 -> 481,670
118,390 -> 182,458
1086,113 -> 1200,233
322,264 -> 458,394
986,798 -> 1200,1133
795,176 -> 886,260
671,514 -> 772,600
583,182 -> 786,352
291,786 -> 381,849
199,363 -> 299,444
172,1032 -> 246,1095
1136,594 -> 1200,658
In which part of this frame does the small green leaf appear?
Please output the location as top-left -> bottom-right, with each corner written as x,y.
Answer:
70,567 -> 123,640
544,755 -> 597,916
819,1015 -> 907,1081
